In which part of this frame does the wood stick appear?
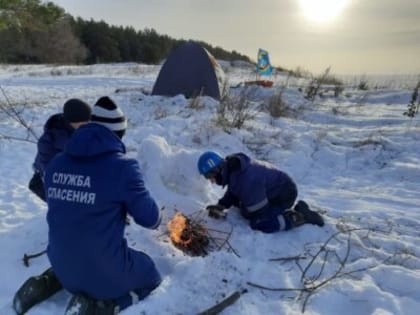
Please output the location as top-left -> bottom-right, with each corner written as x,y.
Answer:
198,290 -> 243,315
23,249 -> 47,267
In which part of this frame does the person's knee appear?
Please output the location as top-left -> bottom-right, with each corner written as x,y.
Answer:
145,267 -> 162,290
250,215 -> 280,233
115,273 -> 162,311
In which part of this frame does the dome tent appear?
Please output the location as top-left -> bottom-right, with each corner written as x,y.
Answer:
152,42 -> 227,100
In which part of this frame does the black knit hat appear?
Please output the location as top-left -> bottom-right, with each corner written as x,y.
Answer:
63,99 -> 91,123
91,96 -> 127,139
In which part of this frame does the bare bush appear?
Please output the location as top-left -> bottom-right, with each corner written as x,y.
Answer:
334,84 -> 344,97
188,95 -> 205,110
216,92 -> 257,130
403,80 -> 420,118
265,92 -> 295,119
0,86 -> 38,143
357,78 -> 369,91
305,67 -> 332,101
220,78 -> 230,100
289,66 -> 312,79
304,67 -> 345,101
153,107 -> 169,120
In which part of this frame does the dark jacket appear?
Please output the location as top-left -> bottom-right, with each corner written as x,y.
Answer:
218,153 -> 297,219
44,123 -> 161,300
33,113 -> 74,177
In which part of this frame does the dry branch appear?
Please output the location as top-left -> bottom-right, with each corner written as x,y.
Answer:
198,290 -> 244,315
269,255 -> 307,262
23,249 -> 47,267
0,85 -> 39,142
247,282 -> 307,292
166,210 -> 238,257
167,212 -> 209,256
247,227 -> 399,313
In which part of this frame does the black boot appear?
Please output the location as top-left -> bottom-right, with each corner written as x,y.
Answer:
64,294 -> 119,315
283,210 -> 306,229
13,268 -> 63,314
294,200 -> 324,227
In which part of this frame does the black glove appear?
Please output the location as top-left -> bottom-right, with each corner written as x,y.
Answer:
206,204 -> 227,219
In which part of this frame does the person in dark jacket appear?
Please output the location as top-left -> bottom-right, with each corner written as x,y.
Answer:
51,97 -> 161,315
198,151 -> 324,233
14,99 -> 90,315
13,97 -> 161,315
29,99 -> 91,201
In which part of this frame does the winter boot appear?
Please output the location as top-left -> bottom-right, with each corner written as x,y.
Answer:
65,294 -> 119,315
294,200 -> 324,227
13,267 -> 62,314
283,210 -> 306,229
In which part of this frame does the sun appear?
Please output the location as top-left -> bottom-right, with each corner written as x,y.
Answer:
298,0 -> 350,23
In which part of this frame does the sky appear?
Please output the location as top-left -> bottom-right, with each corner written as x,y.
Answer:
0,63 -> 419,314
48,0 -> 420,75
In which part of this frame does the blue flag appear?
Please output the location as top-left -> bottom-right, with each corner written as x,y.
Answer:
256,48 -> 273,76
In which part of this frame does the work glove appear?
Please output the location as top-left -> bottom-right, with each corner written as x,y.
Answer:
206,204 -> 227,219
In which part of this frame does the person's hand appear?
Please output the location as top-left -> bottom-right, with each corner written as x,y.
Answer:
206,204 -> 226,219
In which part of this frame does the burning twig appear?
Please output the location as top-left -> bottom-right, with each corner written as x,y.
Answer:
166,210 -> 238,257
23,249 -> 47,267
167,212 -> 209,256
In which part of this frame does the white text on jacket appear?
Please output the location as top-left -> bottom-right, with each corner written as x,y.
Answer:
48,172 -> 95,205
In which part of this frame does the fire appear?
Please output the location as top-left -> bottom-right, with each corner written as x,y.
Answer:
167,211 -> 210,256
167,212 -> 192,245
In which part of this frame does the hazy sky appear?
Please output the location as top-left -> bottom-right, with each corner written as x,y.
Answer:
50,0 -> 420,75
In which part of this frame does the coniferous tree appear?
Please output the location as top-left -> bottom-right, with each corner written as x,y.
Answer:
0,0 -> 252,64
78,20 -> 121,63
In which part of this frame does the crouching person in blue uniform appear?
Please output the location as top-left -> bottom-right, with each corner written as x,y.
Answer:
198,151 -> 324,233
13,97 -> 162,315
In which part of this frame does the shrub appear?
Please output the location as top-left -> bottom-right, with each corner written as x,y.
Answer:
266,92 -> 292,118
358,79 -> 369,90
403,80 -> 420,118
188,94 -> 205,110
305,67 -> 343,101
216,92 -> 256,130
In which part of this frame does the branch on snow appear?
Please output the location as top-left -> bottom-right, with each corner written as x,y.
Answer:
247,227 -> 400,313
197,290 -> 246,315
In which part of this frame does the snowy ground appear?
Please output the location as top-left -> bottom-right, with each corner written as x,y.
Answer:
0,63 -> 419,315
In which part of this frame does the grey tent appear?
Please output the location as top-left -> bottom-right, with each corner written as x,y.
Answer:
152,42 -> 227,100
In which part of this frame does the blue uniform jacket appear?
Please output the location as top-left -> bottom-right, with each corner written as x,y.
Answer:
33,113 -> 74,176
44,123 -> 161,300
218,153 -> 297,219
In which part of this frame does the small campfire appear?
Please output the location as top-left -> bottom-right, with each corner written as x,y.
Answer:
167,212 -> 210,256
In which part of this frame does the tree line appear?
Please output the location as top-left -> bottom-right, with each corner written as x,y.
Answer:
0,0 -> 251,64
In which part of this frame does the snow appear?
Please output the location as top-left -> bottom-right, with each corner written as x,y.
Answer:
0,63 -> 419,315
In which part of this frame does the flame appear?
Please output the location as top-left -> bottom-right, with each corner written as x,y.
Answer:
167,212 -> 192,245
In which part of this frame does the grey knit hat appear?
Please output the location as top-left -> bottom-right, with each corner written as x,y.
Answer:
91,96 -> 127,138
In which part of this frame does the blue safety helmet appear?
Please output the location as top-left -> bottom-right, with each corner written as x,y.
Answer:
197,151 -> 223,176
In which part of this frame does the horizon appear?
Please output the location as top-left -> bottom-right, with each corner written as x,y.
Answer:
48,0 -> 420,76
